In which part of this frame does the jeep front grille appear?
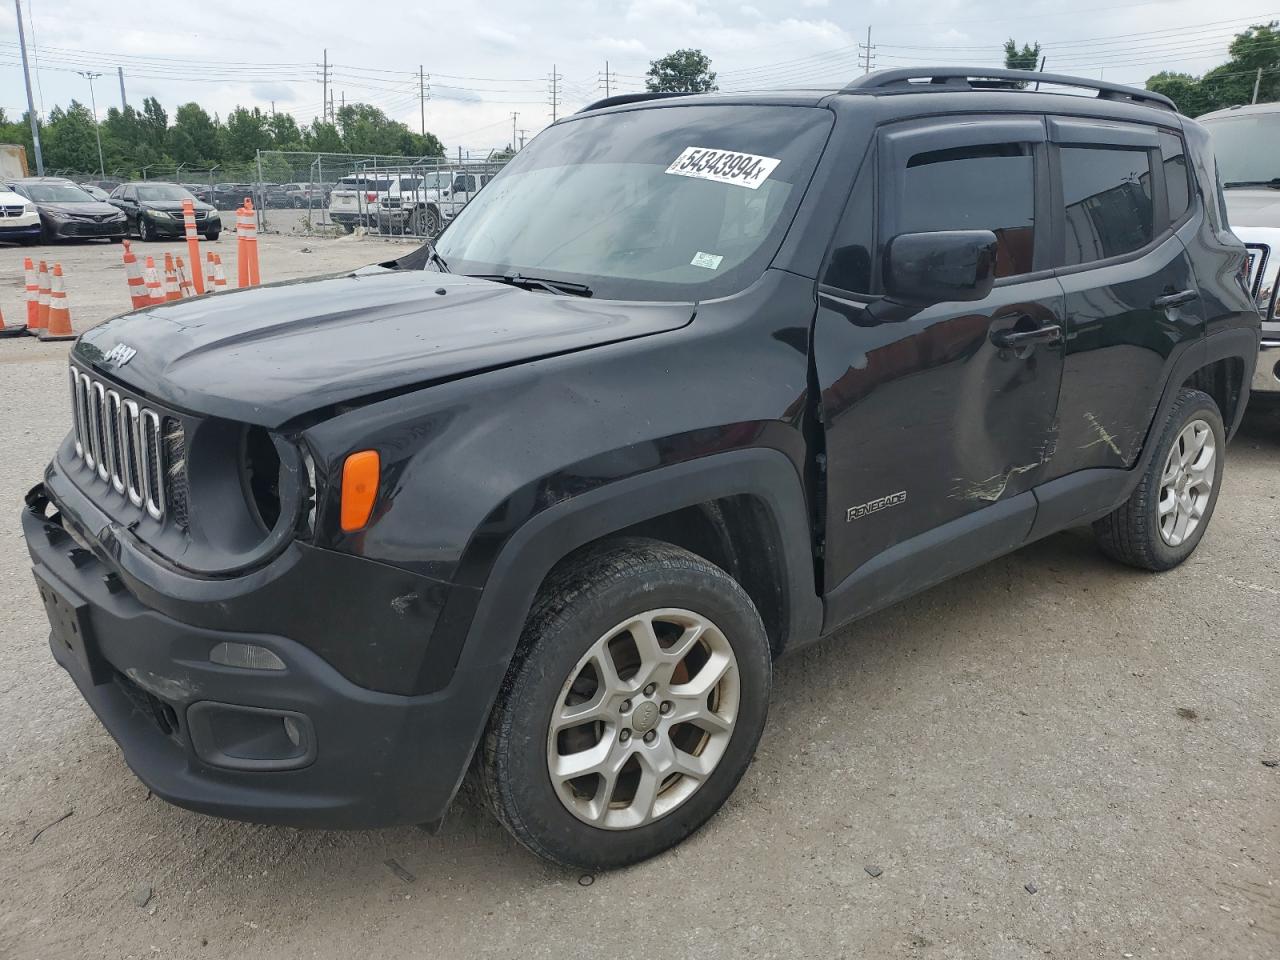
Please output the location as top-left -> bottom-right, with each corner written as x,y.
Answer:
68,367 -> 186,525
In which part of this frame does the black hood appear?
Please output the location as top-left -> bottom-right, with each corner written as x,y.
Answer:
75,267 -> 694,427
40,200 -> 122,217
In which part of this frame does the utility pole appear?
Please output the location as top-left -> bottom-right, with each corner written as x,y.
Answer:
858,27 -> 876,75
78,70 -> 106,177
599,59 -> 615,97
321,48 -> 330,123
418,66 -> 429,137
340,91 -> 345,112
518,128 -> 528,150
270,100 -> 276,118
13,0 -> 44,175
510,112 -> 519,152
548,64 -> 562,123
117,65 -> 127,110
1253,67 -> 1263,104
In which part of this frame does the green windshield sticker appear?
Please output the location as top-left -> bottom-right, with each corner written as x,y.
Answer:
690,251 -> 724,270
666,147 -> 781,190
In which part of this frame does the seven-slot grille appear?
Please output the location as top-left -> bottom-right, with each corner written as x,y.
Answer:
68,366 -> 185,524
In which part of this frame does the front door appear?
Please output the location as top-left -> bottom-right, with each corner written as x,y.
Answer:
814,116 -> 1065,626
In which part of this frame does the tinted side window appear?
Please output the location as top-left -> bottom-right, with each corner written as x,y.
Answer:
823,163 -> 874,294
1060,146 -> 1154,266
899,143 -> 1036,278
1160,131 -> 1191,223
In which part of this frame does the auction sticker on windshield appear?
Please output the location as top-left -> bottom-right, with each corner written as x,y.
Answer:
666,147 -> 781,190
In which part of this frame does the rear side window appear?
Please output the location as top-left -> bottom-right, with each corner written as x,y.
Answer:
1159,131 -> 1191,223
1060,146 -> 1154,266
899,143 -> 1036,278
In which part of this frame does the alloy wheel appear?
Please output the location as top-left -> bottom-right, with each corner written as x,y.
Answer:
1158,418 -> 1215,547
547,608 -> 740,830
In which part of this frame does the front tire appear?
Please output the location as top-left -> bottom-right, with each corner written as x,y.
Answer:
203,229 -> 220,241
1093,387 -> 1225,571
480,538 -> 771,870
138,217 -> 154,242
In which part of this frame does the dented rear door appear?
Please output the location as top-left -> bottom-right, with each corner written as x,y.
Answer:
1046,118 -> 1207,475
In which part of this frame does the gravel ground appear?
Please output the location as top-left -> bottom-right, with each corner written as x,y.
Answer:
0,237 -> 1277,959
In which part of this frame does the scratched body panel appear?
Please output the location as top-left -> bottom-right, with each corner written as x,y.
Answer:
1052,237 -> 1206,472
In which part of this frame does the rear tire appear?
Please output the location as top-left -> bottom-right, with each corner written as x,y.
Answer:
480,538 -> 771,871
1093,388 -> 1225,571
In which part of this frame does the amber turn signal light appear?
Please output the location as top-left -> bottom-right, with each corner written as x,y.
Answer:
340,449 -> 380,532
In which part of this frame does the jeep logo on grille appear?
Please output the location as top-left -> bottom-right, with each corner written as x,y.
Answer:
102,343 -> 137,367
846,490 -> 908,522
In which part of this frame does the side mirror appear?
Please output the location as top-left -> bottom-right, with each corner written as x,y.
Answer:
883,230 -> 998,306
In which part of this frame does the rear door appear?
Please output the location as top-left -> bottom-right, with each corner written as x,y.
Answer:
1044,119 -> 1207,476
815,116 -> 1066,625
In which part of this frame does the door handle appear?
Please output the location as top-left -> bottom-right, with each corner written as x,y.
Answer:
1151,288 -> 1198,309
990,323 -> 1062,350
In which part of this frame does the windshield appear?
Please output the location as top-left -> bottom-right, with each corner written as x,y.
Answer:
1201,112 -> 1280,185
138,184 -> 194,202
337,177 -> 394,191
24,182 -> 95,203
435,104 -> 833,301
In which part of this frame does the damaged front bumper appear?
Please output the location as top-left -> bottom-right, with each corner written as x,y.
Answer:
22,481 -> 495,830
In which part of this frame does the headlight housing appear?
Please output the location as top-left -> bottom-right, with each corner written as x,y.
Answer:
148,208 -> 172,219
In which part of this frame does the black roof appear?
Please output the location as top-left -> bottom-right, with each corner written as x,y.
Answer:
577,67 -> 1178,122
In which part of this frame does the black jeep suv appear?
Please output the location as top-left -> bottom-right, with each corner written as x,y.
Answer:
24,69 -> 1259,871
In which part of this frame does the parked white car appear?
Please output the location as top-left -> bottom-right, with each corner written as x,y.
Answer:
376,169 -> 493,237
1200,101 -> 1280,399
327,174 -> 397,232
0,186 -> 41,244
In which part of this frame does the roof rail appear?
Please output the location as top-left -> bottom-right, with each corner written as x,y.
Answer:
841,67 -> 1176,112
576,91 -> 698,114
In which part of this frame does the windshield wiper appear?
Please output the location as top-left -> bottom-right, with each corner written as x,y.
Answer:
1224,178 -> 1280,190
426,243 -> 450,273
472,273 -> 593,297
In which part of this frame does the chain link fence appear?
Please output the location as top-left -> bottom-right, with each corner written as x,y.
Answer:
49,149 -> 513,241
252,150 -> 511,239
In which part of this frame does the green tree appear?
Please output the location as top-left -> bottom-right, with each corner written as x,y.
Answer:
42,101 -> 100,173
645,49 -> 718,93
224,106 -> 272,161
169,103 -> 221,166
1003,39 -> 1042,72
267,112 -> 304,151
138,97 -> 169,154
0,108 -> 37,169
303,120 -> 344,153
1147,21 -> 1280,114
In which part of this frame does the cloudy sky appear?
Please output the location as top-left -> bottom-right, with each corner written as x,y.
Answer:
0,0 -> 1263,155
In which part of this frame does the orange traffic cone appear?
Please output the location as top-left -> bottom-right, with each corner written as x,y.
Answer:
163,252 -> 180,302
236,205 -> 249,288
182,198 -> 205,294
244,198 -> 260,286
40,264 -> 76,341
176,257 -> 194,298
144,256 -> 165,306
23,257 -> 39,334
0,301 -> 26,338
33,260 -> 51,335
122,240 -> 149,310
